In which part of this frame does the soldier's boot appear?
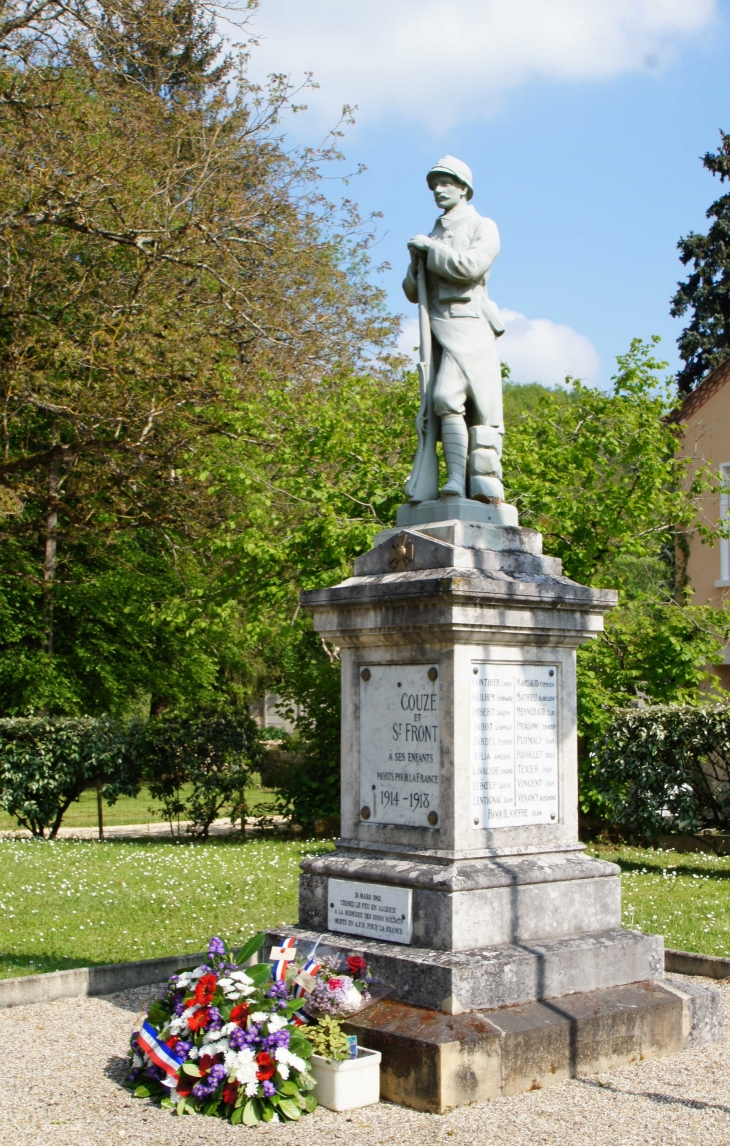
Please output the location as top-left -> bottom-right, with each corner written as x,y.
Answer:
439,413 -> 468,497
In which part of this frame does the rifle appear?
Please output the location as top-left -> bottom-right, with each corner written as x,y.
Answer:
404,254 -> 439,504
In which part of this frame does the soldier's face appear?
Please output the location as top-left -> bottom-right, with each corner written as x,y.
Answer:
431,175 -> 468,212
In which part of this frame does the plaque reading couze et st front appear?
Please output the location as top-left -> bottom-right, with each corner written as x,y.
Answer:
327,878 -> 413,944
471,662 -> 559,829
359,663 -> 440,828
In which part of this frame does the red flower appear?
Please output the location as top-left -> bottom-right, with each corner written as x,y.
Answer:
230,1003 -> 249,1026
194,973 -> 218,1006
186,1006 -> 210,1032
328,978 -> 344,991
176,1077 -> 194,1098
223,1081 -> 239,1106
199,1054 -> 214,1074
346,956 -> 368,976
166,1035 -> 180,1050
255,1051 -> 276,1082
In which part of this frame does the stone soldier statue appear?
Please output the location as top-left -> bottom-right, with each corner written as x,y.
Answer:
403,156 -> 505,503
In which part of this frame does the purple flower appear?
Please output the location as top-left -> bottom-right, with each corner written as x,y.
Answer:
192,1062 -> 227,1100
208,936 -> 226,958
176,1040 -> 192,1058
262,1080 -> 275,1097
262,1028 -> 290,1052
145,1063 -> 164,1081
229,1022 -> 260,1051
173,997 -> 186,1017
266,980 -> 288,1001
208,1006 -> 223,1030
127,1066 -> 141,1084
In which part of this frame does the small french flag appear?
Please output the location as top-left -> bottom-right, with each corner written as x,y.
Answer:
137,1021 -> 184,1083
270,936 -> 297,981
293,956 -> 323,998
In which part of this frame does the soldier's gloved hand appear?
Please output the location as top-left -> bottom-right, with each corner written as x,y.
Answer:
408,234 -> 432,253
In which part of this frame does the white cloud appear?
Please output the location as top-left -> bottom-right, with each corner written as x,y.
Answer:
397,309 -> 600,385
498,309 -> 601,386
397,316 -> 420,362
243,0 -> 717,126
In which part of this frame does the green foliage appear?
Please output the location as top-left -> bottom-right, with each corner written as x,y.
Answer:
141,713 -> 263,838
503,380 -> 577,422
671,129 -> 730,393
592,704 -> 730,840
501,338 -> 729,821
0,0 -> 400,719
304,1015 -> 350,1061
0,717 -> 140,838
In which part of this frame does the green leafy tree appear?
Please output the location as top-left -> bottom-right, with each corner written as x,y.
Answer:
671,129 -> 730,393
0,0 -> 399,715
142,712 -> 262,838
0,715 -> 140,837
501,338 -> 728,818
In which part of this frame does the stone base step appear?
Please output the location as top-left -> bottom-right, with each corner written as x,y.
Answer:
267,927 -> 664,1012
341,979 -> 722,1113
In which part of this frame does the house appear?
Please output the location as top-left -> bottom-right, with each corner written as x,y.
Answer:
676,356 -> 730,688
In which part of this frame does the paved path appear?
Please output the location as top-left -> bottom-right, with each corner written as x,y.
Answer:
0,815 -> 292,841
1,976 -> 729,1145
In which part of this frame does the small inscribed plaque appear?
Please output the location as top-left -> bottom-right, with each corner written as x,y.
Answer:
471,663 -> 559,829
359,664 -> 440,828
327,878 -> 413,944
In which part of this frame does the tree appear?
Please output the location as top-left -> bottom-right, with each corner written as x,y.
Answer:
0,0 -> 399,714
671,130 -> 730,393
500,339 -> 729,818
0,715 -> 140,837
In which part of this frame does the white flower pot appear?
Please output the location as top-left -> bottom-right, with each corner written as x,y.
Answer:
310,1047 -> 381,1111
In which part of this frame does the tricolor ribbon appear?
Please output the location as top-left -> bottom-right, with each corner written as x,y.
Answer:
136,1020 -> 184,1084
269,936 -> 297,981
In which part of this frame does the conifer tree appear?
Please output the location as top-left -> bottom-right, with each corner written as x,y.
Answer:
671,130 -> 730,394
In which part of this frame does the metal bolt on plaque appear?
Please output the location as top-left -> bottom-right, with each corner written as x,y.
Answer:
360,805 -> 371,820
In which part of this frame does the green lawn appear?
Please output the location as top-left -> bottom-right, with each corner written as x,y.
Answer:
3,837 -> 730,983
0,784 -> 278,832
0,836 -> 331,980
589,842 -> 730,958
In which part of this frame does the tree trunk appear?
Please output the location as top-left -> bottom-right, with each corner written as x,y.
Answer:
43,456 -> 60,657
95,777 -> 105,842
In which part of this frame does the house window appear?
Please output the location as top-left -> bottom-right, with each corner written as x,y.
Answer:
718,463 -> 730,586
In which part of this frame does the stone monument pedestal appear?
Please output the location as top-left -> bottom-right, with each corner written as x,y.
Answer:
270,511 -> 722,1110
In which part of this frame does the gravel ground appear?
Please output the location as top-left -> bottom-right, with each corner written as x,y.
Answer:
2,978 -> 730,1146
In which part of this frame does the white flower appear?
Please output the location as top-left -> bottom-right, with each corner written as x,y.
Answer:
228,971 -> 255,997
217,977 -> 234,991
244,1081 -> 258,1097
203,1028 -> 227,1043
276,1062 -> 290,1080
132,1053 -> 143,1068
275,1047 -> 306,1073
188,1046 -> 200,1060
168,1088 -> 179,1102
168,1016 -> 186,1035
266,1014 -> 289,1033
250,1011 -> 268,1022
225,1048 -> 259,1088
230,970 -> 253,985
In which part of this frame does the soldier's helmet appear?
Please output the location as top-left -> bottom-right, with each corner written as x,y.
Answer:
426,156 -> 473,201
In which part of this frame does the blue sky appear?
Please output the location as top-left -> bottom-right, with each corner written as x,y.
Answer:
237,0 -> 730,388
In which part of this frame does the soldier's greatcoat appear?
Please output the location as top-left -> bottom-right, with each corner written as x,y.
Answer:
403,201 -> 504,432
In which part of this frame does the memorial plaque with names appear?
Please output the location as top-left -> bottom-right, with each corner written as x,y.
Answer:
359,663 -> 440,827
471,663 -> 559,829
327,878 -> 413,944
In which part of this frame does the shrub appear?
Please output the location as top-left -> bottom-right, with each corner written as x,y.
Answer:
141,713 -> 262,839
592,703 -> 730,840
0,716 -> 141,838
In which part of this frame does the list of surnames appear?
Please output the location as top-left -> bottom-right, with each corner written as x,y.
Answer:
471,663 -> 559,829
